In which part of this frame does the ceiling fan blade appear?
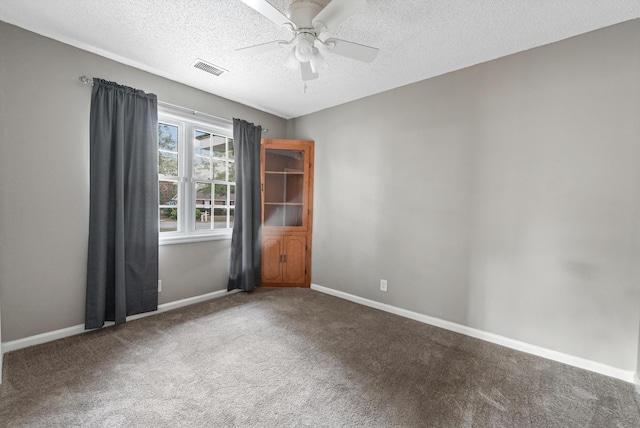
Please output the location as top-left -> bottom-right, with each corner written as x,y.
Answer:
312,0 -> 367,33
240,0 -> 296,29
324,38 -> 379,63
236,40 -> 288,56
301,61 -> 319,81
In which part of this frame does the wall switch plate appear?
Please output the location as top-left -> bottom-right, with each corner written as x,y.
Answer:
158,280 -> 162,293
380,279 -> 387,292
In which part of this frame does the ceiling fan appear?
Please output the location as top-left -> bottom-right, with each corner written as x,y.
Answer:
237,0 -> 379,81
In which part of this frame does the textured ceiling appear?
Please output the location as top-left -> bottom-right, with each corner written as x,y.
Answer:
1,1 -> 639,119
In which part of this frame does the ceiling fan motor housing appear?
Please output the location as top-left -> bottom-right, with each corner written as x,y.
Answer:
287,0 -> 323,30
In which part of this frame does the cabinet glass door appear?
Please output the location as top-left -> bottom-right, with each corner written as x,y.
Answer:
263,149 -> 305,227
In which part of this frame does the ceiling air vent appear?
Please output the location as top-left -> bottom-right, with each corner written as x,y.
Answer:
192,59 -> 228,76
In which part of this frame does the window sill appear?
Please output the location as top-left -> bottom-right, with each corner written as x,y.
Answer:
159,232 -> 232,246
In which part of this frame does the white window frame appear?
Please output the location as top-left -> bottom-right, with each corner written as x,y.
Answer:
158,104 -> 235,245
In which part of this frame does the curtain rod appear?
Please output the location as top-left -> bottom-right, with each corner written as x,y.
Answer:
78,76 -> 268,134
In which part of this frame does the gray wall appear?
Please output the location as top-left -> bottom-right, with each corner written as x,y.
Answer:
0,21 -> 287,342
289,20 -> 640,371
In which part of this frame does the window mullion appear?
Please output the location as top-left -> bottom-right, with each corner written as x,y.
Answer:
178,121 -> 188,234
183,123 -> 195,233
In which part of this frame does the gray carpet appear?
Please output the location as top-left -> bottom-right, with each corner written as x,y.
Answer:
1,288 -> 639,427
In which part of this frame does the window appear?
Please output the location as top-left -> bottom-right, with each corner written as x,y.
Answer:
158,105 -> 235,244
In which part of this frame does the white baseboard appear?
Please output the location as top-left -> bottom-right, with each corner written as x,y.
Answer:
1,288 -> 239,354
311,283 -> 637,385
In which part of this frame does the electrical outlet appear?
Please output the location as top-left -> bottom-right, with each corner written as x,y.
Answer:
158,280 -> 162,293
380,279 -> 387,292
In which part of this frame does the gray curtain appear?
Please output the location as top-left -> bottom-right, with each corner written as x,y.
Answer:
228,119 -> 262,291
85,78 -> 159,329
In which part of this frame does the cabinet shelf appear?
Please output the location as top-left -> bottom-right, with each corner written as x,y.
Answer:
265,171 -> 304,175
264,202 -> 303,206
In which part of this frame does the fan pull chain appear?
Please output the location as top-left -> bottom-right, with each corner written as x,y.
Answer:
304,82 -> 308,93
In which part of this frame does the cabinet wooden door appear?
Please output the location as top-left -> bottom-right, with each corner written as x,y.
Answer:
282,235 -> 306,284
260,139 -> 314,287
262,236 -> 283,282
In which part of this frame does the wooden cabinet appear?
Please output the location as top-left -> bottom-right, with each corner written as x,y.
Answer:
261,139 -> 314,287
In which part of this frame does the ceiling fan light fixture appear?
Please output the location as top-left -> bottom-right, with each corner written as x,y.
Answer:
294,33 -> 315,62
285,47 -> 299,70
309,47 -> 327,73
